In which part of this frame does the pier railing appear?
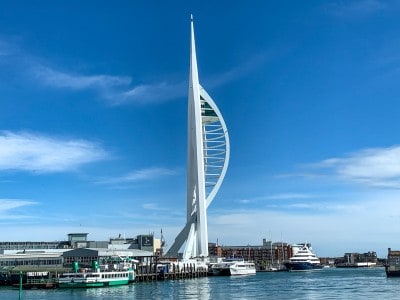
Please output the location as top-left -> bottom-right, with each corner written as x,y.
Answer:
136,262 -> 208,281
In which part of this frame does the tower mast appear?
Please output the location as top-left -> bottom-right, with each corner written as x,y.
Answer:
166,15 -> 230,260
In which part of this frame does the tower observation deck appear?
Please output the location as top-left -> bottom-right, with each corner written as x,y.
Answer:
166,16 -> 230,260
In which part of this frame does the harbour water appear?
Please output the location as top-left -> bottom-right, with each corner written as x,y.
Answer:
1,267 -> 399,299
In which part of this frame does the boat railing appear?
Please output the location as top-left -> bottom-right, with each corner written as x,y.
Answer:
27,278 -> 58,284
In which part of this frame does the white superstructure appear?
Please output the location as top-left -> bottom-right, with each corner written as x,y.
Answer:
284,243 -> 323,271
211,258 -> 256,276
166,15 -> 230,260
289,243 -> 321,264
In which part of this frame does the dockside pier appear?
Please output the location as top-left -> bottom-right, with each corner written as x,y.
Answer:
1,261 -> 209,289
136,262 -> 208,282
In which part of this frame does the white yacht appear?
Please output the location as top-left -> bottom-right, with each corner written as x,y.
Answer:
211,258 -> 256,276
284,243 -> 323,271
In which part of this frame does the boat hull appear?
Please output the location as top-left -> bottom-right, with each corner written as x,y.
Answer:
284,262 -> 323,271
58,270 -> 135,288
385,265 -> 400,277
211,268 -> 232,276
212,268 -> 256,276
229,268 -> 256,276
59,279 -> 130,288
211,260 -> 256,276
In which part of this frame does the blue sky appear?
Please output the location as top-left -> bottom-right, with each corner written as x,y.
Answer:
2,0 -> 400,257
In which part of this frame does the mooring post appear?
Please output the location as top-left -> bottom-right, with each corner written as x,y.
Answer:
19,271 -> 22,300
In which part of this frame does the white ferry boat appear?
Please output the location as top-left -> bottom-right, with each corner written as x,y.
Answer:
284,243 -> 323,271
211,258 -> 256,276
59,260 -> 136,288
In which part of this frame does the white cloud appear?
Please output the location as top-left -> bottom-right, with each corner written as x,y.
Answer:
0,199 -> 37,219
236,193 -> 316,204
2,36 -> 264,106
206,192 -> 400,257
315,145 -> 400,188
0,40 -> 176,105
96,167 -> 176,185
142,203 -> 169,211
205,52 -> 270,89
0,192 -> 397,257
265,193 -> 316,200
0,199 -> 36,212
110,81 -> 186,105
32,65 -> 131,90
0,131 -> 107,173
31,64 -> 186,106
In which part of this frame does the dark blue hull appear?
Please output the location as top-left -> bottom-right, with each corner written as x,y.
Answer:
284,262 -> 323,271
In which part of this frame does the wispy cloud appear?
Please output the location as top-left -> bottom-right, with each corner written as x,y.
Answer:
325,0 -> 387,18
0,39 -> 21,58
0,199 -> 37,219
205,52 -> 272,89
142,203 -> 171,211
306,145 -> 400,188
265,193 -> 316,200
110,81 -> 187,105
237,193 -> 315,204
1,35 -> 264,106
0,199 -> 36,212
205,203 -> 391,255
31,63 -> 187,105
0,131 -> 107,173
32,65 -> 131,90
96,167 -> 177,185
113,50 -> 275,105
1,37 -> 186,105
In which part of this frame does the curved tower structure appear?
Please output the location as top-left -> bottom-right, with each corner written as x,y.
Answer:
166,16 -> 230,260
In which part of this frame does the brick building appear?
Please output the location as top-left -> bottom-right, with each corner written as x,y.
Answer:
208,239 -> 291,270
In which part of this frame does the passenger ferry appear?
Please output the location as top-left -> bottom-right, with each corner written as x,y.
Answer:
59,260 -> 135,288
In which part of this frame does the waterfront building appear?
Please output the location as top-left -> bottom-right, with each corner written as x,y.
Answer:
0,232 -> 162,270
0,241 -> 70,252
68,233 -> 91,248
0,252 -> 63,269
63,248 -> 154,268
335,251 -> 378,267
209,239 -> 291,270
0,233 -> 160,253
166,16 -> 230,260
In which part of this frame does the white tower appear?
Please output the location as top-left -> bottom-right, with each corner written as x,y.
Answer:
166,16 -> 230,260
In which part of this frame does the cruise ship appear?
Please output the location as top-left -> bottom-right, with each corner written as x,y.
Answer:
284,243 -> 323,271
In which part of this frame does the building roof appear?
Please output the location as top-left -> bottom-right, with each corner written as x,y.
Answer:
63,248 -> 154,258
0,252 -> 62,259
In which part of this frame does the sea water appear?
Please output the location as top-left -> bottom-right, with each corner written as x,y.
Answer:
1,267 -> 399,299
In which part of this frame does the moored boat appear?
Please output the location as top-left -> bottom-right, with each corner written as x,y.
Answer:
284,243 -> 323,271
385,248 -> 400,277
58,260 -> 135,288
211,258 -> 256,276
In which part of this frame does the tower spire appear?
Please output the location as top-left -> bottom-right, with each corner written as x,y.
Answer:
166,15 -> 230,260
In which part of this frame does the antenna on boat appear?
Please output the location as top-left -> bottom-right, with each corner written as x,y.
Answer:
161,228 -> 165,247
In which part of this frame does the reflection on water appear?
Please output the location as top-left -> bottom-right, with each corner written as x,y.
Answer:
2,268 -> 400,300
132,277 -> 211,300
